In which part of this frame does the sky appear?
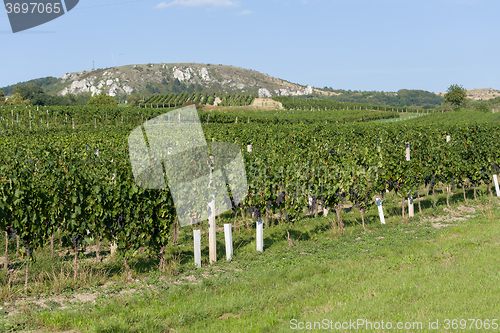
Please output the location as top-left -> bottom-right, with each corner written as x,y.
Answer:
0,0 -> 499,93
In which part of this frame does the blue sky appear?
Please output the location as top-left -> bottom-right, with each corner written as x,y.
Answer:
1,0 -> 499,92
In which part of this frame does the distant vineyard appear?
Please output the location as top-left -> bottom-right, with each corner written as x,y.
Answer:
273,96 -> 439,113
141,93 -> 256,108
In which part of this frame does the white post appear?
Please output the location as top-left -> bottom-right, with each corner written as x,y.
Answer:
235,117 -> 238,124
193,230 -> 201,268
247,145 -> 252,152
408,196 -> 414,217
208,194 -> 216,263
256,219 -> 263,252
446,135 -> 451,142
376,198 -> 385,224
224,224 -> 233,261
405,142 -> 410,161
493,175 -> 500,197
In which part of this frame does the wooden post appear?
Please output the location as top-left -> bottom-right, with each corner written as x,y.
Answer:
376,198 -> 385,224
194,230 -> 201,268
110,241 -> 117,257
224,224 -> 233,261
256,219 -> 263,252
4,232 -> 8,271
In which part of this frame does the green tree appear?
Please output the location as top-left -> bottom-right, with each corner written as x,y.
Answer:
0,89 -> 5,106
7,93 -> 31,106
476,103 -> 491,113
14,83 -> 47,106
87,94 -> 118,107
444,84 -> 468,108
127,94 -> 141,107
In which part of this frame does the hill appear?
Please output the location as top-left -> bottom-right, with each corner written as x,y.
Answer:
1,63 -> 314,99
435,88 -> 500,101
318,88 -> 445,109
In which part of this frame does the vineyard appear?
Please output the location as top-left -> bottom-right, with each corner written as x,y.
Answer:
141,93 -> 256,108
0,104 -> 401,127
1,103 -> 500,299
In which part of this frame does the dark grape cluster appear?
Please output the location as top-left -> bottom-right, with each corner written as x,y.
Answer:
276,192 -> 284,206
113,213 -> 125,231
71,234 -> 81,249
6,226 -> 17,240
266,199 -> 272,210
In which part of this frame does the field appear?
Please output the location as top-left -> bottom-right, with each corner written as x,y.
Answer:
0,104 -> 499,332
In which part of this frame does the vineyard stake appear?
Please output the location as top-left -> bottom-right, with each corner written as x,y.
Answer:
208,155 -> 216,263
376,198 -> 385,224
493,175 -> 500,197
408,196 -> 414,217
194,230 -> 201,268
256,219 -> 263,252
224,224 -> 233,260
209,196 -> 216,263
405,142 -> 410,161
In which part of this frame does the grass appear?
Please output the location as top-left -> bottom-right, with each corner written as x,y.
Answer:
1,184 -> 500,332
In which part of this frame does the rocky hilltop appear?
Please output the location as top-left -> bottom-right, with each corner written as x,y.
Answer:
435,88 -> 500,101
55,63 -> 313,98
